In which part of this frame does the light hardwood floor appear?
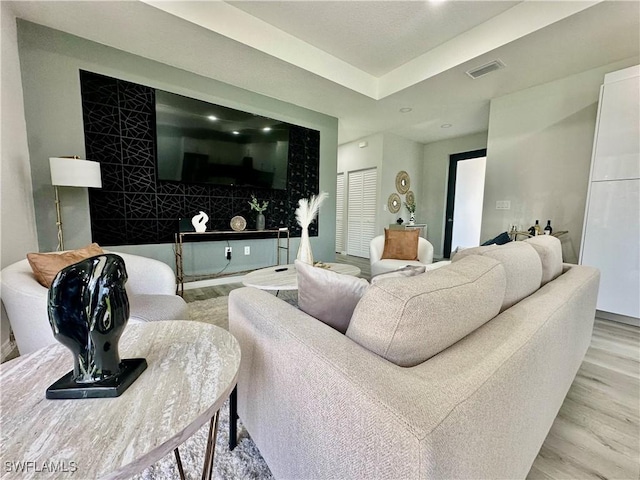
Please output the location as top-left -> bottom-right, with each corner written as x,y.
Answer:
183,255 -> 639,479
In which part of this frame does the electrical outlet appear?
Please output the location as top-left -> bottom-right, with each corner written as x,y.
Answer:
244,246 -> 250,255
225,247 -> 232,260
496,200 -> 511,210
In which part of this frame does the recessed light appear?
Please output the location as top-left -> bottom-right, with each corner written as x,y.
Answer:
441,124 -> 452,128
399,107 -> 413,113
207,115 -> 217,121
262,127 -> 272,132
232,131 -> 240,135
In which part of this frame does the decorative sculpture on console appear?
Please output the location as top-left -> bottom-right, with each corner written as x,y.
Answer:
46,253 -> 147,399
191,211 -> 209,232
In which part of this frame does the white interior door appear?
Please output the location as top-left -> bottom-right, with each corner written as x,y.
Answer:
347,168 -> 377,258
451,157 -> 487,250
336,173 -> 345,254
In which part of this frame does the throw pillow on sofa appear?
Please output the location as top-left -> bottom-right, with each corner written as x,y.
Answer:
381,228 -> 419,260
27,243 -> 104,288
296,260 -> 369,334
346,255 -> 506,367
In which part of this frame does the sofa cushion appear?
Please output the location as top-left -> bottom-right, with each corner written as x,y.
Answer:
381,228 -> 419,260
523,235 -> 563,286
452,242 -> 542,311
27,243 -> 104,288
346,255 -> 506,367
296,260 -> 369,334
371,265 -> 426,284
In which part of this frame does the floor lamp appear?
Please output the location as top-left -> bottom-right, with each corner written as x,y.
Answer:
49,157 -> 102,251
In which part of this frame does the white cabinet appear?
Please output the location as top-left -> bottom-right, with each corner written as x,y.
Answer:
580,65 -> 640,320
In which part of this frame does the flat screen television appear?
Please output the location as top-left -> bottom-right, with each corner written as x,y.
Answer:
155,90 -> 290,190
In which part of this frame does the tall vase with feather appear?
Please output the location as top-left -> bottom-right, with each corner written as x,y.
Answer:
295,192 -> 328,264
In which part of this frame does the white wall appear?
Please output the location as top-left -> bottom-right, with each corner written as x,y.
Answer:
381,133 -> 423,230
484,57 -> 638,263
1,4 -> 39,354
422,132 -> 488,258
337,132 -> 423,245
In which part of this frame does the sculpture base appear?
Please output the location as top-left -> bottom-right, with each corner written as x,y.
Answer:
46,358 -> 147,400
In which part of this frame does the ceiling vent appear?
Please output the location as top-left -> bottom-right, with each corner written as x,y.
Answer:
466,60 -> 506,80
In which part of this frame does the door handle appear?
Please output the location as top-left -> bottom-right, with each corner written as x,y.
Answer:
447,218 -> 453,222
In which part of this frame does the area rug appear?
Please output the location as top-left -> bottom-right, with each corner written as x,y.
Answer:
133,295 -> 278,480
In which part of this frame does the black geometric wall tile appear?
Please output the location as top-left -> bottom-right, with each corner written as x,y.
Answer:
157,182 -> 185,195
85,133 -> 122,164
89,191 -> 126,221
157,219 -> 179,243
124,193 -> 157,219
184,183 -> 210,197
157,194 -> 184,219
125,219 -> 158,245
80,71 -> 118,106
184,195 -> 211,218
120,109 -> 154,141
91,218 -> 127,246
123,166 -> 156,193
82,101 -> 120,136
100,164 -> 125,192
210,196 -> 233,221
122,138 -> 154,167
118,81 -> 154,113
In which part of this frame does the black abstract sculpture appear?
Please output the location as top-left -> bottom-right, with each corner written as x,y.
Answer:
46,254 -> 147,399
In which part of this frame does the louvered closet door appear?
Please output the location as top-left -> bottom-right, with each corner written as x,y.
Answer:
336,173 -> 345,253
347,168 -> 377,258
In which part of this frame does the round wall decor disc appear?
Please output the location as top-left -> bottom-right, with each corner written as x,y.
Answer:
396,171 -> 410,194
388,193 -> 401,213
406,190 -> 415,205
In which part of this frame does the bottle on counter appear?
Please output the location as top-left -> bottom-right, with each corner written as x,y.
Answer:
544,220 -> 553,235
534,220 -> 541,236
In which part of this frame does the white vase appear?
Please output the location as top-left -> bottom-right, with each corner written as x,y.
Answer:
297,227 -> 314,264
409,213 -> 416,225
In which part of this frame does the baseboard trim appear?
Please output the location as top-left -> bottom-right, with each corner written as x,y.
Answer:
596,310 -> 639,327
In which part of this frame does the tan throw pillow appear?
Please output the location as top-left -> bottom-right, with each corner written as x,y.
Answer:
381,229 -> 419,260
296,260 -> 369,334
27,243 -> 104,288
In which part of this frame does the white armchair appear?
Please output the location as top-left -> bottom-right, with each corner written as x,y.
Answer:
0,251 -> 188,355
369,235 -> 436,277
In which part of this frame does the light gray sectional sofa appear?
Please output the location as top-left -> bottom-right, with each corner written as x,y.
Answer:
229,236 -> 600,479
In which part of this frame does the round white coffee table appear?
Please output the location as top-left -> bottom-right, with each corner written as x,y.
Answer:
0,321 -> 240,480
242,263 -> 361,291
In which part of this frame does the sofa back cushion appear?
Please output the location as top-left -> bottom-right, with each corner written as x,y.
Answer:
346,255 -> 506,367
523,235 -> 563,286
452,242 -> 542,310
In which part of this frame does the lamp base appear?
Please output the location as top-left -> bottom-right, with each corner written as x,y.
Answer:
46,358 -> 147,399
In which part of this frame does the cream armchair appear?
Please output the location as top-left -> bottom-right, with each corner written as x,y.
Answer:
369,235 -> 436,276
0,251 -> 188,355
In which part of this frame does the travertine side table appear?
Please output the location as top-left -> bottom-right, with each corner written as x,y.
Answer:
0,321 -> 240,480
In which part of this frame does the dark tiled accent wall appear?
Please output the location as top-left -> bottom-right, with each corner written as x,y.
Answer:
80,71 -> 320,246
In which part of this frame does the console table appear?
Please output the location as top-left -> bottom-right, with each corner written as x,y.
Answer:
0,321 -> 241,480
175,228 -> 290,295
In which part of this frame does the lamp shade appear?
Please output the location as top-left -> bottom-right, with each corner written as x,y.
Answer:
50,157 -> 102,188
